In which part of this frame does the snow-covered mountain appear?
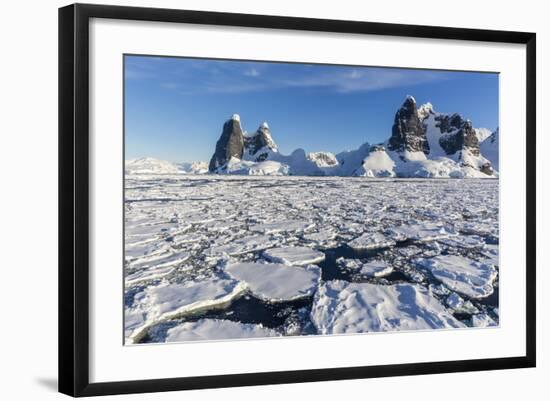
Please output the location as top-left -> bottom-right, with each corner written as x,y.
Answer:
178,161 -> 209,175
125,158 -> 208,175
207,97 -> 499,178
125,157 -> 180,175
479,128 -> 499,171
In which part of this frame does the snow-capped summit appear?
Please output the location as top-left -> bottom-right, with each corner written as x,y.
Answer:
417,102 -> 434,121
231,113 -> 241,121
244,122 -> 278,162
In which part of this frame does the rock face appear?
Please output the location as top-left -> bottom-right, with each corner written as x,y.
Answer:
244,122 -> 277,162
388,96 -> 430,155
436,114 -> 480,156
208,114 -> 245,172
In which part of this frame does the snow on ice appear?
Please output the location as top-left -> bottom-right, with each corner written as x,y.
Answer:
165,319 -> 279,342
224,262 -> 321,302
311,281 -> 465,334
263,246 -> 326,266
125,278 -> 247,343
416,255 -> 498,299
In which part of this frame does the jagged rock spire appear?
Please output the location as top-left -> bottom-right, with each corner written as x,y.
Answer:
208,114 -> 245,172
388,96 -> 430,155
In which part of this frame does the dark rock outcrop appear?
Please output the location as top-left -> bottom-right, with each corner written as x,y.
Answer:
244,122 -> 277,162
208,115 -> 245,172
436,114 -> 480,156
369,144 -> 386,152
388,96 -> 430,155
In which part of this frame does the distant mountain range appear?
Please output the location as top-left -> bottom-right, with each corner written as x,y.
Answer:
126,96 -> 499,178
125,158 -> 208,175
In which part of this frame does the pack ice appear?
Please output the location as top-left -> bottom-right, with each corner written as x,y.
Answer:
124,173 -> 499,343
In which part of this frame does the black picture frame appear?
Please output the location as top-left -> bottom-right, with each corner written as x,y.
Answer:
58,3 -> 536,397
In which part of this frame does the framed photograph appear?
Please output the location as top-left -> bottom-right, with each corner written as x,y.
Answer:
59,3 -> 536,397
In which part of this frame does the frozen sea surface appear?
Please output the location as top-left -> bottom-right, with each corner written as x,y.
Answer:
125,175 -> 499,343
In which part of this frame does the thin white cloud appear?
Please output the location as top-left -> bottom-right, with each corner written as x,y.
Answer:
244,68 -> 260,77
129,56 -> 449,95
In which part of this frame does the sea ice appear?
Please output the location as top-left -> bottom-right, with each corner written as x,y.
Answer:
336,258 -> 393,277
125,265 -> 175,285
359,260 -> 394,277
165,319 -> 279,342
125,278 -> 247,343
224,262 -> 321,302
445,293 -> 478,314
388,223 -> 453,242
311,280 -> 465,334
263,246 -> 326,266
128,251 -> 190,269
416,255 -> 497,299
348,232 -> 396,250
124,175 -> 499,342
206,234 -> 280,256
471,313 -> 498,328
250,220 -> 314,234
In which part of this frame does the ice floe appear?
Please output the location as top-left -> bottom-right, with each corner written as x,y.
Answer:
471,313 -> 498,328
311,280 -> 465,334
348,232 -> 396,250
388,223 -> 453,242
416,255 -> 497,299
263,246 -> 325,266
445,293 -> 479,314
224,262 -> 321,302
125,278 -> 246,343
336,258 -> 393,278
165,319 -> 279,342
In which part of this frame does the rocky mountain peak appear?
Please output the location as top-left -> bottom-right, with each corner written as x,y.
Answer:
244,122 -> 278,161
436,114 -> 480,156
388,96 -> 430,155
208,115 -> 245,172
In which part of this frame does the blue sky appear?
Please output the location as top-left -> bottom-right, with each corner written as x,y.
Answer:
125,55 -> 499,162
